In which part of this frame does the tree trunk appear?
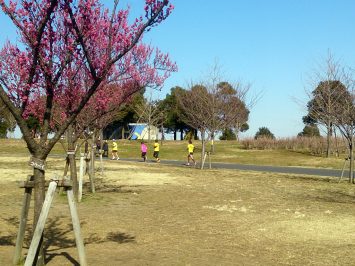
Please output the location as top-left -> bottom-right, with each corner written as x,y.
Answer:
148,124 -> 151,142
160,125 -> 164,146
235,128 -> 240,141
33,166 -> 46,266
200,129 -> 206,170
180,129 -> 184,140
173,130 -> 177,141
58,156 -> 70,195
84,141 -> 89,175
211,132 -> 215,153
326,123 -> 332,158
98,129 -> 104,175
99,129 -> 103,149
68,154 -> 78,198
194,129 -> 198,140
67,125 -> 78,200
89,133 -> 96,193
334,126 -> 339,157
350,136 -> 354,183
63,156 -> 69,177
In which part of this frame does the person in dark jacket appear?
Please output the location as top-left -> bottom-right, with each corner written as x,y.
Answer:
102,140 -> 109,157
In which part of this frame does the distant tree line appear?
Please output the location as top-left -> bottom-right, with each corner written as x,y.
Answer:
103,83 -> 251,143
302,53 -> 355,182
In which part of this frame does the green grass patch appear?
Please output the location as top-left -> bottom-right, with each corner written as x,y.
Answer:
0,139 -> 345,169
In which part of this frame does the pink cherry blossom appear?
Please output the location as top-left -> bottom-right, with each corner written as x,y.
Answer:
0,0 -> 175,154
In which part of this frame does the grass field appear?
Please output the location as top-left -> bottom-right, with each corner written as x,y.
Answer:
0,139 -> 345,169
0,154 -> 355,265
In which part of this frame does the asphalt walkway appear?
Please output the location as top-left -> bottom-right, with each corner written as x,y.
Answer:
5,153 -> 347,180
114,157 -> 348,180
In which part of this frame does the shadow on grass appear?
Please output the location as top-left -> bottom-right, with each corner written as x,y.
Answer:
106,232 -> 136,244
2,216 -> 136,265
0,234 -> 16,246
0,217 -> 19,246
305,190 -> 355,204
87,177 -> 141,194
45,252 -> 80,266
282,174 -> 334,183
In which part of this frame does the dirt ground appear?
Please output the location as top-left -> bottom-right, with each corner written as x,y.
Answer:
1,155 -> 355,265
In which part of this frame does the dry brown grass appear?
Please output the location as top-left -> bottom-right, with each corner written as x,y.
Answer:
1,156 -> 355,265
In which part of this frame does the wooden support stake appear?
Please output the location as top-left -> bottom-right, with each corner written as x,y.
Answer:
60,157 -> 70,195
13,176 -> 33,265
99,152 -> 103,176
89,154 -> 95,193
78,154 -> 85,202
18,179 -> 72,189
85,154 -> 90,175
24,181 -> 57,266
339,157 -> 351,183
339,158 -> 347,183
201,152 -> 207,170
67,188 -> 87,266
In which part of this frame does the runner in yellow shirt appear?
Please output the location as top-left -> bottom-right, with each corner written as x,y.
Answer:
153,139 -> 160,162
111,139 -> 119,160
186,140 -> 196,166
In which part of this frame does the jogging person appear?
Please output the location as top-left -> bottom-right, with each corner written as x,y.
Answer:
141,141 -> 148,162
187,140 -> 196,166
153,139 -> 160,162
102,140 -> 109,157
111,139 -> 119,160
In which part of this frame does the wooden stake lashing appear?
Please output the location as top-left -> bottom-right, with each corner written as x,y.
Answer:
15,176 -> 87,266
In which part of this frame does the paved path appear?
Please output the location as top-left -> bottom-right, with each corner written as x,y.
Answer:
4,152 -> 348,179
112,157 -> 348,180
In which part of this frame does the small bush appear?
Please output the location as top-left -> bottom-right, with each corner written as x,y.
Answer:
254,127 -> 275,140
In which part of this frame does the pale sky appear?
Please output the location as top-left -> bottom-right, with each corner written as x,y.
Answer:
1,0 -> 355,138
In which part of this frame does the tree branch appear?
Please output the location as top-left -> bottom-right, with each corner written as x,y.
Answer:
64,0 -> 97,80
0,85 -> 38,153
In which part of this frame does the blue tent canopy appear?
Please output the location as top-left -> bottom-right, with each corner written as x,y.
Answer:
129,124 -> 145,140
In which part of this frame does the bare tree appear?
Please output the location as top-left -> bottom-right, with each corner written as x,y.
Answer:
218,81 -> 250,142
55,81 -> 143,197
306,52 -> 346,157
330,68 -> 355,182
176,66 -> 250,169
134,94 -> 166,141
307,53 -> 355,182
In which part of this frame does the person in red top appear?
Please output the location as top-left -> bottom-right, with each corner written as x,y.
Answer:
141,141 -> 148,162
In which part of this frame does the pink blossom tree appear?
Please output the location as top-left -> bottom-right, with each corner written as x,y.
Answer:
58,81 -> 141,198
56,46 -> 176,198
0,0 -> 174,263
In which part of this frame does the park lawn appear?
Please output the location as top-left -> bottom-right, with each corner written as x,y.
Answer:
0,139 -> 345,169
0,156 -> 355,265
